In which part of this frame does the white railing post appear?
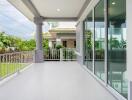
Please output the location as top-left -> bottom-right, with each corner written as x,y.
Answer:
60,48 -> 63,61
0,51 -> 33,80
43,48 -> 77,61
6,54 -> 9,76
0,55 -> 1,80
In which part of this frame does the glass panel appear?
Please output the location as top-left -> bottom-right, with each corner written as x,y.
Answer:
94,0 -> 105,81
84,11 -> 94,71
84,20 -> 87,66
107,0 -> 127,98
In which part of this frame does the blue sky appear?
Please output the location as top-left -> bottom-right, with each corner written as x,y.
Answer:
0,0 -> 49,39
0,0 -> 76,40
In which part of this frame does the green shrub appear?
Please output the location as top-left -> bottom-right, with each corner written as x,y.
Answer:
56,45 -> 63,49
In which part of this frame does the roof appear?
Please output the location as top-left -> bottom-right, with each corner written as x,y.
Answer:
49,28 -> 76,33
43,32 -> 52,39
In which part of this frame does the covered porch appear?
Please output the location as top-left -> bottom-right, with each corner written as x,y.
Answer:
7,0 -> 90,63
0,0 -> 128,100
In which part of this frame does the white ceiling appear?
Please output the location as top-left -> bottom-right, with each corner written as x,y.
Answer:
8,0 -> 88,21
31,0 -> 86,18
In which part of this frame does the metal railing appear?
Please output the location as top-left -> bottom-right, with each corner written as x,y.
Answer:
0,49 -> 76,80
44,48 -> 77,61
0,51 -> 34,80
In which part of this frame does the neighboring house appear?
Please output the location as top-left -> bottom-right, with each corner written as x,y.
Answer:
43,28 -> 76,48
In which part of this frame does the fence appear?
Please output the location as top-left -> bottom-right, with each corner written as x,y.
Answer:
0,51 -> 34,80
43,48 -> 77,61
0,49 -> 76,80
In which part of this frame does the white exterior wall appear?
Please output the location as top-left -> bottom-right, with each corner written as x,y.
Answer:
127,0 -> 132,100
76,21 -> 84,65
127,0 -> 132,81
76,0 -> 100,65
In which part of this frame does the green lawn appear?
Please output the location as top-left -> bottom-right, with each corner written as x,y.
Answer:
0,63 -> 30,78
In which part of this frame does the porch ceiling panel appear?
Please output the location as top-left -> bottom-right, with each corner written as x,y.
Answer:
31,0 -> 86,18
7,0 -> 90,21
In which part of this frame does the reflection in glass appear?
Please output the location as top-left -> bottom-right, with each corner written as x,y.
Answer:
84,11 -> 93,71
84,20 -> 87,66
83,0 -> 127,98
107,0 -> 127,98
94,0 -> 105,81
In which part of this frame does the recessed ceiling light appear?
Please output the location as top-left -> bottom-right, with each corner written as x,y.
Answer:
112,2 -> 116,5
57,9 -> 60,12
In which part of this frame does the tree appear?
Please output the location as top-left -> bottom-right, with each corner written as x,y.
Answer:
16,39 -> 36,51
0,32 -> 12,48
0,32 -> 49,53
42,39 -> 49,49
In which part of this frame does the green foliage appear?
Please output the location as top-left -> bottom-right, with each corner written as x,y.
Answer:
0,32 -> 12,48
85,30 -> 92,49
55,44 -> 63,49
110,38 -> 120,48
0,32 -> 49,53
109,38 -> 126,49
16,39 -> 36,51
120,40 -> 126,48
42,39 -> 49,49
95,41 -> 100,49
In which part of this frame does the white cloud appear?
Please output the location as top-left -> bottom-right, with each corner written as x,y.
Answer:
0,0 -> 35,39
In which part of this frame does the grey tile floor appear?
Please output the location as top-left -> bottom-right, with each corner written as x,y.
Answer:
0,62 -> 117,100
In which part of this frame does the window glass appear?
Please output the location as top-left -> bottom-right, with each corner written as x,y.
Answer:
84,11 -> 94,71
94,0 -> 105,81
63,41 -> 67,47
107,0 -> 127,98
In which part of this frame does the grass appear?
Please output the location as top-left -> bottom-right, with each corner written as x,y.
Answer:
0,63 -> 30,78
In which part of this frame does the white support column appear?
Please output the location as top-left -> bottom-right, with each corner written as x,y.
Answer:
49,40 -> 52,48
60,48 -> 63,61
33,17 -> 44,63
76,21 -> 84,65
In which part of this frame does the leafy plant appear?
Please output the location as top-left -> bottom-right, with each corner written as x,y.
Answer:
85,30 -> 92,49
55,45 -> 63,49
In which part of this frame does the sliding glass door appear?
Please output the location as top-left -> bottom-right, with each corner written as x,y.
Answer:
84,11 -> 94,71
94,0 -> 105,81
83,0 -> 127,98
107,0 -> 127,98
